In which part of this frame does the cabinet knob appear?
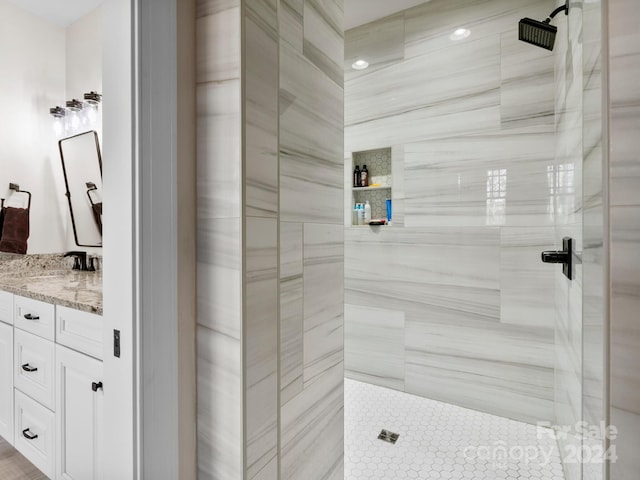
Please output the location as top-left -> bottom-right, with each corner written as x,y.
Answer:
91,381 -> 103,392
22,428 -> 38,440
21,363 -> 37,373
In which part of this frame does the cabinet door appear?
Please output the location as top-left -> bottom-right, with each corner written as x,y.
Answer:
56,345 -> 103,480
0,322 -> 13,443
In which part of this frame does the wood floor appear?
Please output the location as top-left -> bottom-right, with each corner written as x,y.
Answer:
0,436 -> 48,480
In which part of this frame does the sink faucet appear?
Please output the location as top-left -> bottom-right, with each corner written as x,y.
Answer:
64,251 -> 88,271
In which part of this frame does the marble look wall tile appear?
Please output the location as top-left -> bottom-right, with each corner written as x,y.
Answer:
499,227 -> 556,328
608,2 -> 640,477
609,54 -> 640,206
303,223 -> 344,385
244,13 -> 278,218
345,34 -> 501,128
610,407 -> 640,479
500,28 -> 555,129
346,105 -> 501,154
197,219 -> 241,337
197,325 -> 242,480
279,0 -> 303,51
346,227 -> 500,292
303,0 -> 344,86
280,222 -> 304,405
196,2 -> 240,83
610,206 -> 640,414
245,217 -> 278,479
404,313 -> 555,424
344,13 -> 404,81
404,0 -> 553,59
280,42 -> 344,224
197,81 -> 241,219
403,132 -> 556,228
344,304 -> 405,390
197,0 -> 239,17
281,363 -> 344,480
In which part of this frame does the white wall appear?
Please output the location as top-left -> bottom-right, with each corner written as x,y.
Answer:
0,0 -> 67,253
64,6 -> 104,253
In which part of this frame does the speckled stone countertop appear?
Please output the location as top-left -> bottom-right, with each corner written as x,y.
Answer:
0,254 -> 102,315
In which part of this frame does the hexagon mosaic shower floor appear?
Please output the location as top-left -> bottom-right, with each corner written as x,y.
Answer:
344,379 -> 566,480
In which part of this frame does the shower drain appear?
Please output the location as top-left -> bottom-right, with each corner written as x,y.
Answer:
378,429 -> 399,444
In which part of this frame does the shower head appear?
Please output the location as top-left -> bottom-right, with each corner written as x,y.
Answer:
519,18 -> 558,51
518,1 -> 568,51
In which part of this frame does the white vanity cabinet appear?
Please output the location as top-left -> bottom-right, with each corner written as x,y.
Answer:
0,293 -> 103,480
0,321 -> 13,444
55,345 -> 103,480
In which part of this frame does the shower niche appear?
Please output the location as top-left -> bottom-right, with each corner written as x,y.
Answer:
350,147 -> 392,227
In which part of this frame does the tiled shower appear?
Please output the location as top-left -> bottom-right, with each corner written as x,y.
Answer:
343,0 -> 605,479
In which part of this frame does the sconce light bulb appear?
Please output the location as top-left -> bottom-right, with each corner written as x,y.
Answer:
70,111 -> 80,131
86,104 -> 98,125
53,118 -> 64,137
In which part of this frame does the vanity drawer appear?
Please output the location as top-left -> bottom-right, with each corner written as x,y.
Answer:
56,306 -> 103,360
14,389 -> 55,479
0,291 -> 13,325
14,296 -> 55,341
14,329 -> 55,411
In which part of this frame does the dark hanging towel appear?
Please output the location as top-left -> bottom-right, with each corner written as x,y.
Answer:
0,207 -> 30,254
91,202 -> 103,235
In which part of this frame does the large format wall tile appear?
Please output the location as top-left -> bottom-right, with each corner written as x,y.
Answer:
197,81 -> 241,219
609,2 -> 640,477
403,0 -> 553,60
245,218 -> 278,479
346,34 -> 501,127
303,0 -> 344,86
344,304 -> 405,390
280,222 -> 304,405
244,9 -> 278,218
197,325 -> 242,479
281,363 -> 344,480
405,313 -> 555,424
280,41 -> 344,224
303,223 -> 344,385
344,13 -> 404,81
500,227 -> 556,328
403,132 -> 556,228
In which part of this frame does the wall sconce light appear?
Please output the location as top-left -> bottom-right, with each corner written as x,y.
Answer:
65,99 -> 84,131
49,92 -> 102,137
49,106 -> 66,136
83,91 -> 102,125
83,91 -> 102,105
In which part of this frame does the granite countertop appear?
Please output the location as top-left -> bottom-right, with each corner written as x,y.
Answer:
0,254 -> 103,315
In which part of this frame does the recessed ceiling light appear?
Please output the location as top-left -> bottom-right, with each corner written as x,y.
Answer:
352,59 -> 369,70
450,28 -> 471,41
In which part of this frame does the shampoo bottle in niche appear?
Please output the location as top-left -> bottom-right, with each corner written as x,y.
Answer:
353,165 -> 361,187
360,164 -> 369,187
364,201 -> 371,224
357,203 -> 365,225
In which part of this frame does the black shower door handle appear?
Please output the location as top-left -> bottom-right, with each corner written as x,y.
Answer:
541,237 -> 573,280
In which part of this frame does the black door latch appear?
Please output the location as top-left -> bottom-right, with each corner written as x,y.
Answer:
541,237 -> 573,280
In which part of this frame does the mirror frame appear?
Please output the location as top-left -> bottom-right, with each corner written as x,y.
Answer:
58,130 -> 103,248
